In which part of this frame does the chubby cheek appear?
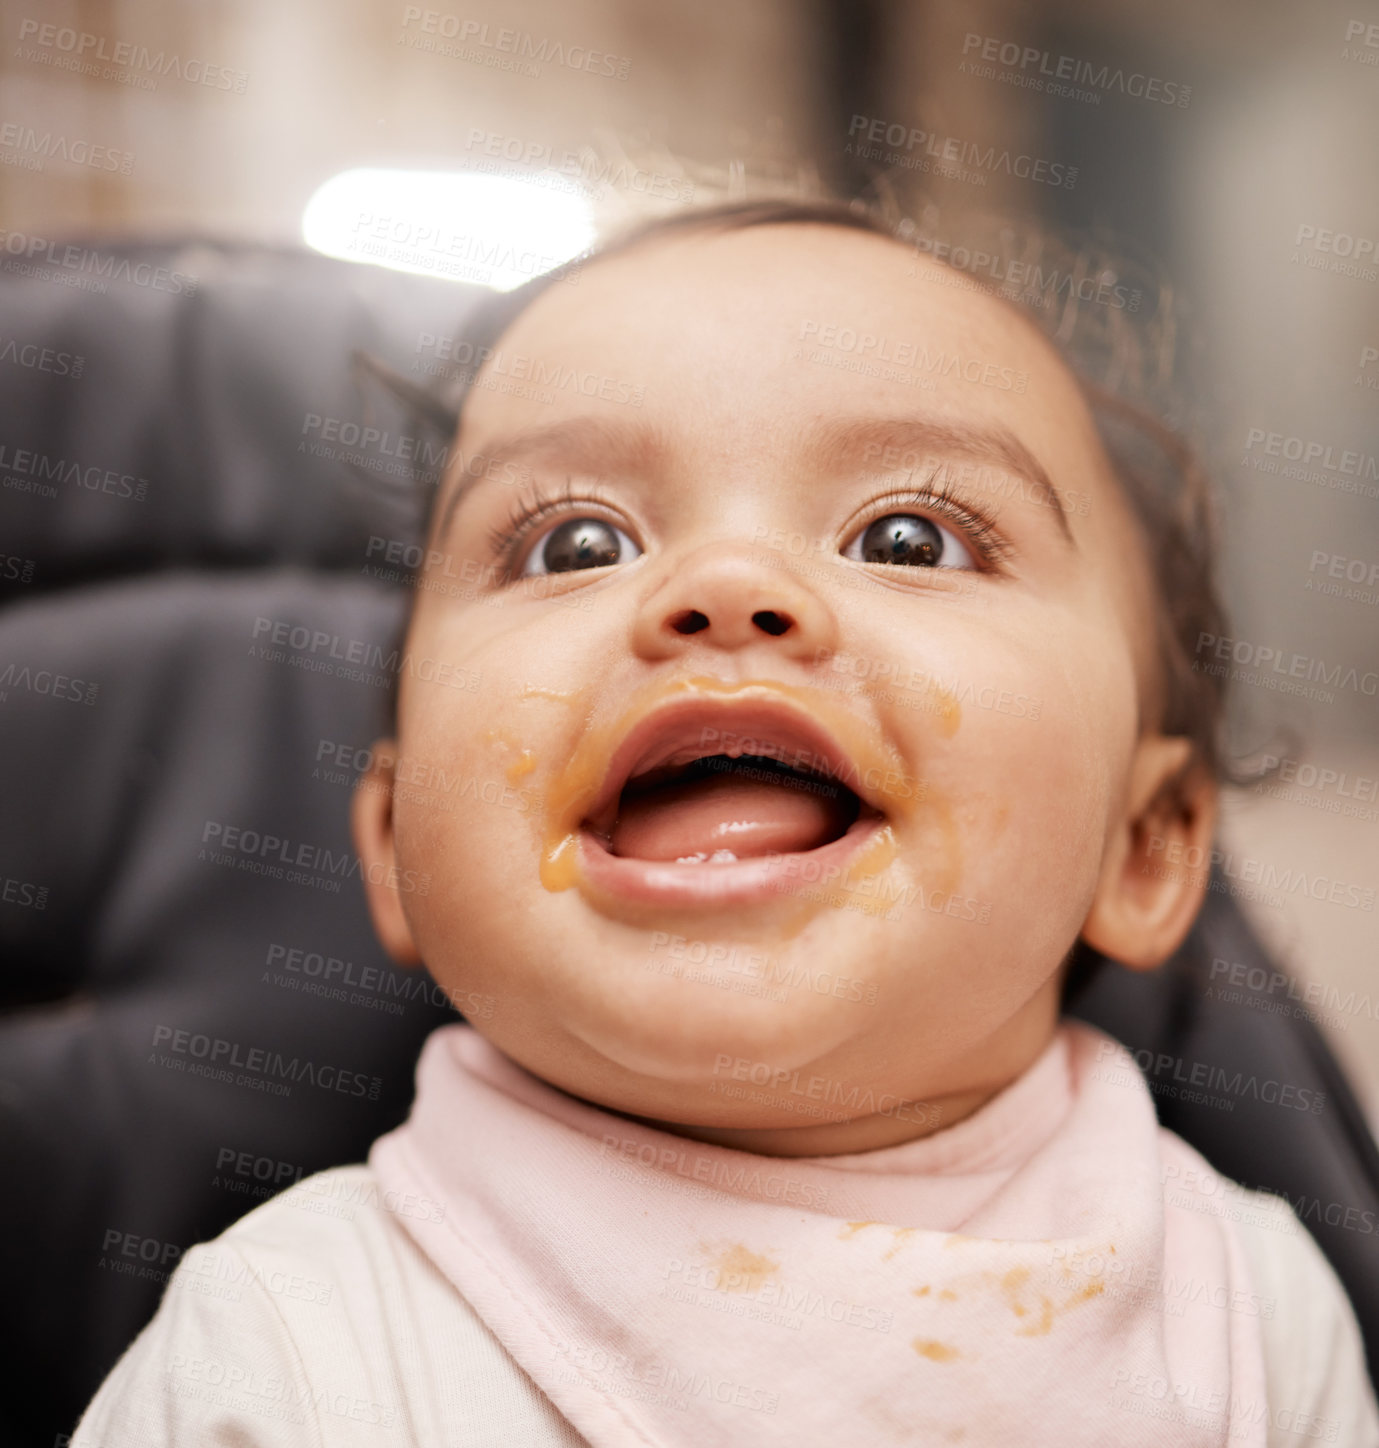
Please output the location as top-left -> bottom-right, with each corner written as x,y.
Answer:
385,602 -> 602,994
871,612 -> 1139,1016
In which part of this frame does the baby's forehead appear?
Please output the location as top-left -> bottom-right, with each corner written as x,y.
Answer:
491,222 -> 1083,413
457,221 -> 1105,492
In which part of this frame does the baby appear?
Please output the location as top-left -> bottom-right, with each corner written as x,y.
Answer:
75,199 -> 1379,1446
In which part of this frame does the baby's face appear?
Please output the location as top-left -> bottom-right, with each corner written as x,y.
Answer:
357,223 -> 1187,1150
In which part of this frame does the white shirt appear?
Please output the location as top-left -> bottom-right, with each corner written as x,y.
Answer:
73,1163 -> 1378,1447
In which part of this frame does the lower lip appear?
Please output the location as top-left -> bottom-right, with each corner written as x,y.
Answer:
573,815 -> 890,908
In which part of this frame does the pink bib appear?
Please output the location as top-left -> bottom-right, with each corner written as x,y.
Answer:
370,1021 -> 1268,1446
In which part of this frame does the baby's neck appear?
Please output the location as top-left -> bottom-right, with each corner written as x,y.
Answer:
621,1077 -> 1005,1156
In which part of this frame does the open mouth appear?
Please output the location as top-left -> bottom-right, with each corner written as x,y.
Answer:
587,750 -> 873,863
562,690 -> 900,909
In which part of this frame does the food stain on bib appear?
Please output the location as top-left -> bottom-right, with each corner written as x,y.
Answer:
912,1339 -> 962,1363
842,1222 -> 920,1259
698,1241 -> 780,1294
919,1260 -> 1106,1338
882,1227 -> 917,1261
840,1221 -> 880,1240
999,1265 -> 1105,1337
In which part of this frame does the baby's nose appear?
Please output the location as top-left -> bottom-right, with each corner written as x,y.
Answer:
631,545 -> 839,663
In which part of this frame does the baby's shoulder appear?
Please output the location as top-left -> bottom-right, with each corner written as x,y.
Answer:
219,1161 -> 445,1274
1158,1145 -> 1379,1446
73,1165 -> 587,1446
1228,1187 -> 1377,1435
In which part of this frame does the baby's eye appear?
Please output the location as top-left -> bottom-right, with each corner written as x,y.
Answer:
842,513 -> 976,571
518,516 -> 642,578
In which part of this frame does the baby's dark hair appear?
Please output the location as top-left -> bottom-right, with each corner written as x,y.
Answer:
362,192 -> 1233,1005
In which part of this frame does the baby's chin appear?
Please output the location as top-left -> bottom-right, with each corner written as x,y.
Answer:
547,926 -> 886,1089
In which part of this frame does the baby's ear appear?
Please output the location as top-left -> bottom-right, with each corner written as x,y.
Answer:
1079,736 -> 1218,971
350,738 -> 424,967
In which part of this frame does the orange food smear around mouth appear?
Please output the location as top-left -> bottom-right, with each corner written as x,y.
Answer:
506,750 -> 536,782
537,676 -> 923,901
483,729 -> 540,785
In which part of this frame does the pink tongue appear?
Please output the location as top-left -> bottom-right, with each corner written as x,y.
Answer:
608,771 -> 850,861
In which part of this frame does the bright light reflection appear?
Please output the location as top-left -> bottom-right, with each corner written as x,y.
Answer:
302,167 -> 596,290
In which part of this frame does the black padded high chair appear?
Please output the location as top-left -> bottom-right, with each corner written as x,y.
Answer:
0,241 -> 1375,1447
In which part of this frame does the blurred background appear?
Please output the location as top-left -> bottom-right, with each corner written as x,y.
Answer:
1,0 -> 1377,1439
4,0 -> 1372,1114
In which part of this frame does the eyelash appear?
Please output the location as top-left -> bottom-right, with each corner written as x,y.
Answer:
485,477 -> 619,578
854,473 -> 1014,570
484,469 -> 1013,578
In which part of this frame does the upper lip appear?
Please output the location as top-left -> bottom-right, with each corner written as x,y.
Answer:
580,687 -> 887,839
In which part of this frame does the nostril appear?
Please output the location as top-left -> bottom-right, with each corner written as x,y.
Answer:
670,609 -> 710,635
752,610 -> 792,637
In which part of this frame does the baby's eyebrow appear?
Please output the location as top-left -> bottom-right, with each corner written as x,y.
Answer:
435,415 -> 662,540
435,412 -> 1074,547
816,416 -> 1075,546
